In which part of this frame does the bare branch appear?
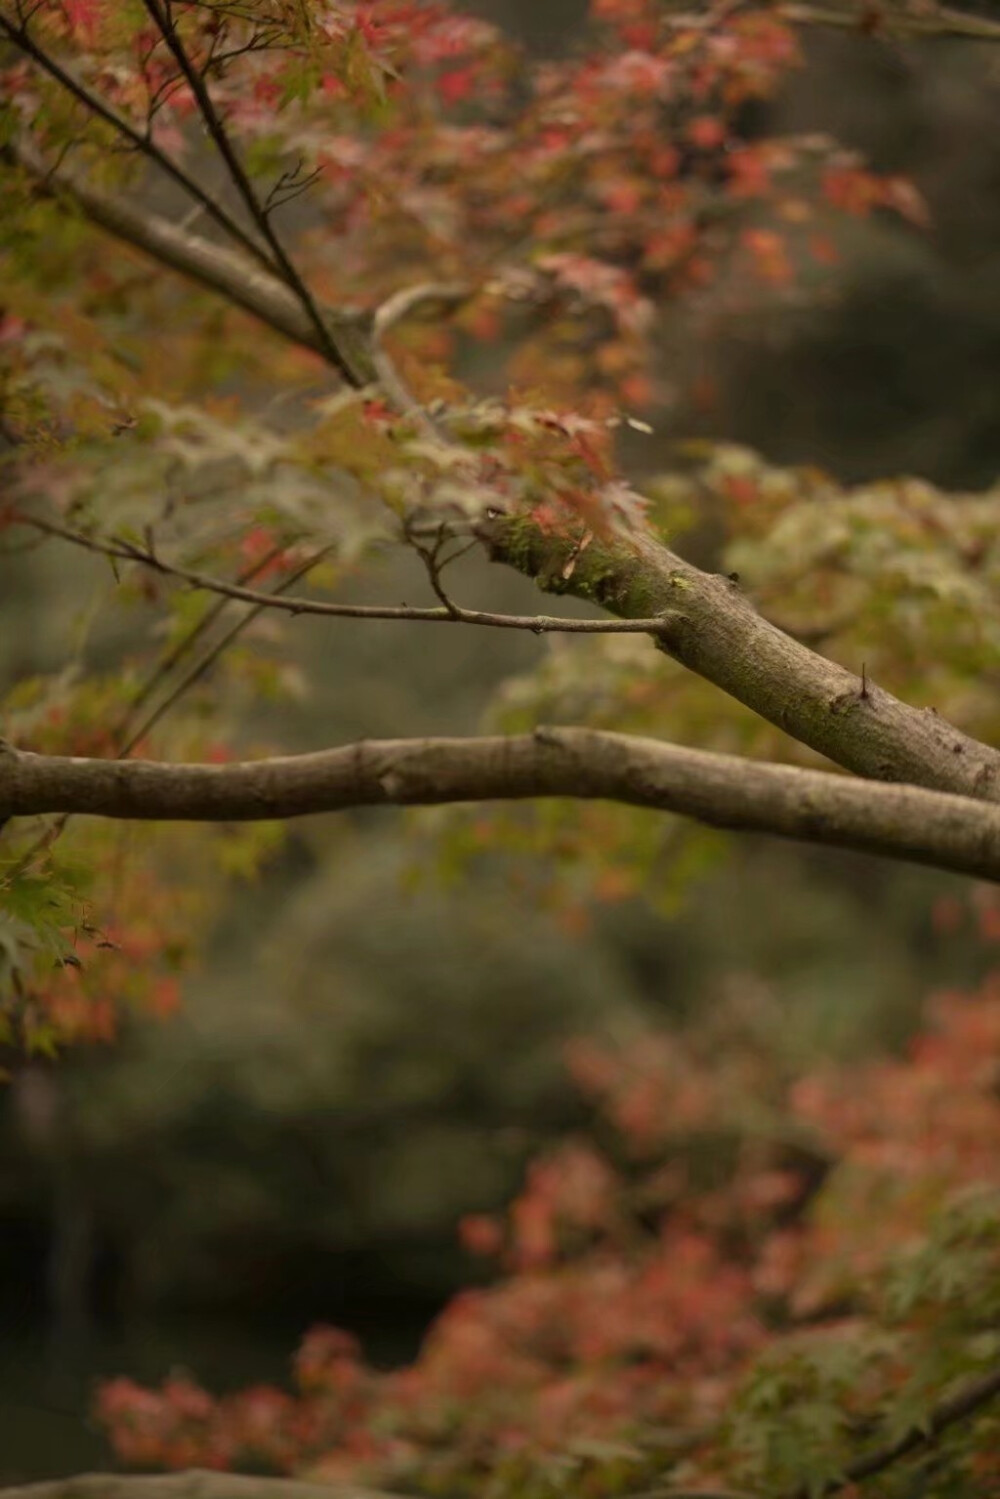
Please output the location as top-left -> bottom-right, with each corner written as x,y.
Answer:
0,8 -> 276,271
3,726 -> 1000,882
19,512 -> 681,637
409,522 -> 466,619
0,1475 -> 760,1499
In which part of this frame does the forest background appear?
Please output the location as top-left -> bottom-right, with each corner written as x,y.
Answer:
2,1 -> 1000,1495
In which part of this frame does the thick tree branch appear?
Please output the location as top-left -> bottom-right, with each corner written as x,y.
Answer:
477,515 -> 1000,802
0,1472 -> 397,1499
0,1477 -> 758,1499
3,729 -> 1000,882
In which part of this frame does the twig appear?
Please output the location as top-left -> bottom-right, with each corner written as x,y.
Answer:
408,521 -> 464,619
117,544 -> 334,755
114,543 -> 289,731
263,160 -> 322,214
20,512 -> 681,637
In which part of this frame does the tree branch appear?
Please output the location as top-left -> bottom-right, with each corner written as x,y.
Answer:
0,1472 -> 398,1499
477,514 -> 1000,802
3,728 -> 1000,882
0,8 -> 277,271
807,1360 -> 1000,1497
138,0 -> 368,386
370,282 -> 470,442
0,1475 -> 758,1499
3,139 -> 377,378
782,1 -> 1000,43
18,512 -> 680,637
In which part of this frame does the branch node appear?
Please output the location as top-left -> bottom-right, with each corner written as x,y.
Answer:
533,725 -> 564,748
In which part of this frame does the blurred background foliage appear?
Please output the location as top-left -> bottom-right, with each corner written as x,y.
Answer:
1,2 -> 999,1483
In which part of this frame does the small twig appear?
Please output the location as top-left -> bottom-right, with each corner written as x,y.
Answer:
118,543 -> 334,755
409,522 -> 463,619
19,511 -> 680,638
436,536 -> 479,572
112,541 -> 289,736
263,160 -> 322,215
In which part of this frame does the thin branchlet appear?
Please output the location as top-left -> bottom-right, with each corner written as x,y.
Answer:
17,512 -> 681,638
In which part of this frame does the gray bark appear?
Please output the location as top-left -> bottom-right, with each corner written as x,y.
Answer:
3,730 -> 1000,882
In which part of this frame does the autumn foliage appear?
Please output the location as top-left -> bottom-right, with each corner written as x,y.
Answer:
3,0 -> 1000,1493
95,893 -> 1000,1496
0,0 -> 935,1053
